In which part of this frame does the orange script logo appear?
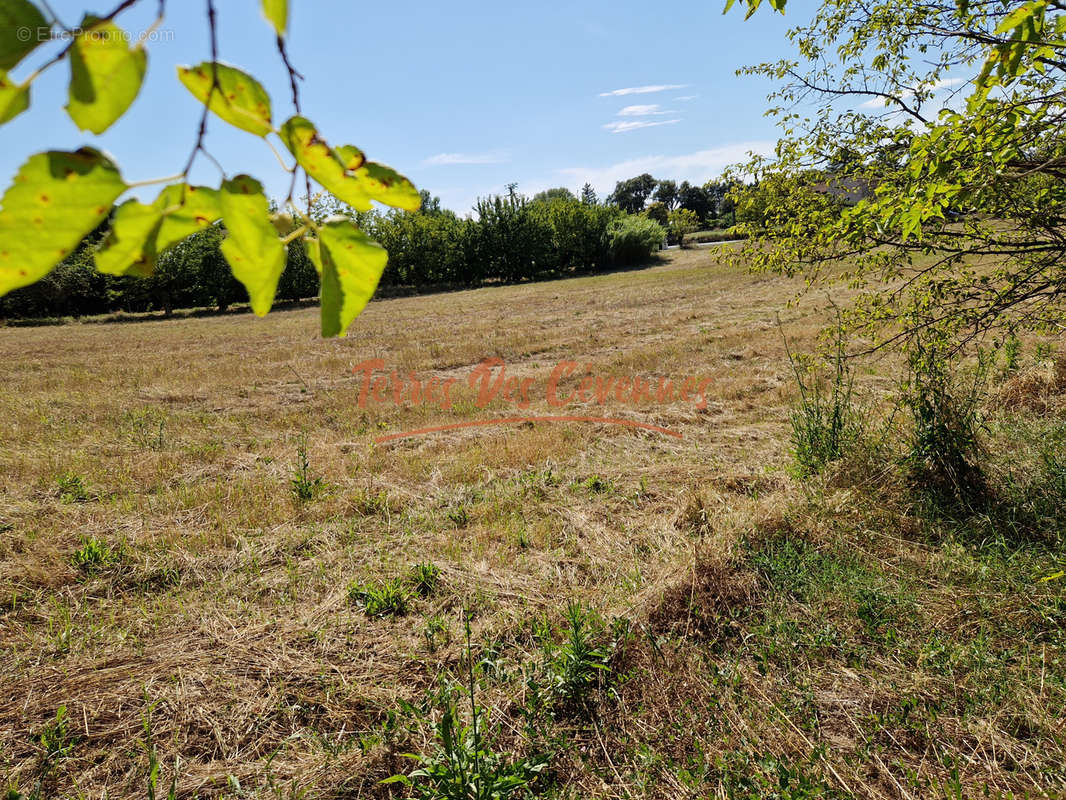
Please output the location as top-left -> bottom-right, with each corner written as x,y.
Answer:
354,357 -> 711,442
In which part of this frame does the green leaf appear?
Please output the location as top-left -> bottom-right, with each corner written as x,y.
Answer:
94,184 -> 223,277
261,0 -> 287,35
305,219 -> 387,337
218,175 -> 285,316
995,1 -> 1042,35
0,148 -> 126,297
66,17 -> 147,134
0,0 -> 47,71
336,145 -> 421,212
177,62 -> 273,137
280,116 -> 364,207
280,117 -> 420,212
153,184 -> 221,253
94,199 -> 163,277
0,70 -> 29,124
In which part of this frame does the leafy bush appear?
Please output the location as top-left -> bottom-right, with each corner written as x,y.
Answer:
667,207 -> 700,248
371,209 -> 473,286
904,345 -> 988,509
606,215 -> 665,264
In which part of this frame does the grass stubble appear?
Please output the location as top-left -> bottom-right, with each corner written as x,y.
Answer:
0,247 -> 1063,798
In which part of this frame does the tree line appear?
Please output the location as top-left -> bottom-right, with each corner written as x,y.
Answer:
0,175 -> 740,320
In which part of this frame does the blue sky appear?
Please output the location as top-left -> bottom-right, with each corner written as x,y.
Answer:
1,0 -> 800,214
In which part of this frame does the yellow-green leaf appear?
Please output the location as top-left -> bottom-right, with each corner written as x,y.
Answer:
0,0 -> 47,71
66,17 -> 147,134
153,184 -> 221,253
280,116 -> 368,208
94,199 -> 163,277
354,160 -> 421,212
177,62 -> 273,137
305,219 -> 387,337
0,70 -> 29,124
218,175 -> 285,316
0,148 -> 126,296
334,144 -> 419,210
281,117 -> 420,212
95,184 -> 223,277
262,0 -> 287,35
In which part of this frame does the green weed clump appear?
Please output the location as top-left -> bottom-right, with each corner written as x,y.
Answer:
290,441 -> 324,502
786,327 -> 860,477
71,537 -> 121,574
348,578 -> 410,618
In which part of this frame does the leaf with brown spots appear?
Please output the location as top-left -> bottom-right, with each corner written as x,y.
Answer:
66,16 -> 147,134
177,61 -> 273,138
93,199 -> 164,277
94,184 -> 222,277
218,175 -> 285,316
0,148 -> 126,296
280,118 -> 420,212
305,219 -> 387,337
152,184 -> 222,253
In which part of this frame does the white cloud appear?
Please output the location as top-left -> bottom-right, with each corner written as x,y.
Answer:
423,151 -> 508,166
617,104 -> 674,116
598,84 -> 687,97
674,95 -> 698,101
559,141 -> 775,193
932,78 -> 965,90
603,119 -> 682,133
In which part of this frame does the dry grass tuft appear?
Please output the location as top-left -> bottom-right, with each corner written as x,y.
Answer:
990,357 -> 1066,414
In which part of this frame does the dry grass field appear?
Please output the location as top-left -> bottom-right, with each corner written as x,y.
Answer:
1,248 -> 1064,799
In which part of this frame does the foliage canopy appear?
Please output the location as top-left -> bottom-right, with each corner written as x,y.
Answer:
727,0 -> 1066,357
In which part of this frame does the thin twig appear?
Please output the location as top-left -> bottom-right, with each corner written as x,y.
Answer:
181,0 -> 220,183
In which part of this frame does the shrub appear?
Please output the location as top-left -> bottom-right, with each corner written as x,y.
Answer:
645,201 -> 669,227
904,346 -> 988,510
667,208 -> 700,248
372,209 -> 473,286
606,215 -> 665,264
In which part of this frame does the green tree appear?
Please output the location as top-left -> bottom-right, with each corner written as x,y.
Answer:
653,179 -> 680,210
727,0 -> 1066,357
645,201 -> 669,227
607,173 -> 658,213
677,181 -> 714,224
668,208 -> 700,248
580,183 -> 598,205
532,187 -> 576,204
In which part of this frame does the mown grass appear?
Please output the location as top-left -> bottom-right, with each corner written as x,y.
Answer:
0,247 -> 1063,798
